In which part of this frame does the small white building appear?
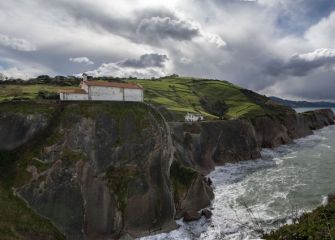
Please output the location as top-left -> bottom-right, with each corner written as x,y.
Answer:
59,79 -> 144,102
185,113 -> 204,122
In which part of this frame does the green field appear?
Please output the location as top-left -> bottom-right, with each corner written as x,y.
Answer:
0,84 -> 76,101
0,77 -> 291,120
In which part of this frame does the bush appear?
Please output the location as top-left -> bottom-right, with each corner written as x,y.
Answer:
37,91 -> 59,100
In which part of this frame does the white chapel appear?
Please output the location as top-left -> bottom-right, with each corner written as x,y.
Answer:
59,74 -> 144,102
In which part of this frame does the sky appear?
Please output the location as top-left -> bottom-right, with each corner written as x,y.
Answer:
0,0 -> 335,101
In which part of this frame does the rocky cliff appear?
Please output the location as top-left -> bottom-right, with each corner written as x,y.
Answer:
0,101 -> 334,240
0,102 -> 177,239
170,109 -> 335,174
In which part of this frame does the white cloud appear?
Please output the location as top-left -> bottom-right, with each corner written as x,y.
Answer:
69,57 -> 94,65
0,34 -> 36,51
265,48 -> 335,77
1,66 -> 53,79
306,11 -> 335,48
203,32 -> 227,48
295,48 -> 335,62
86,63 -> 167,79
180,57 -> 192,64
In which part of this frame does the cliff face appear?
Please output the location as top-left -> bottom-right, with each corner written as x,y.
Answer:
0,101 -> 334,240
170,120 -> 261,174
170,109 -> 335,174
0,102 -> 176,239
0,112 -> 49,151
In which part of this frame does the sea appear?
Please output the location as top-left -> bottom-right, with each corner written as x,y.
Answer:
141,107 -> 335,240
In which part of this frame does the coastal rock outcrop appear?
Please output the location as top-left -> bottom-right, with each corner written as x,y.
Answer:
169,109 -> 335,174
170,119 -> 261,174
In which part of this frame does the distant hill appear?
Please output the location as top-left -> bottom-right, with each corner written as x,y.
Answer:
270,96 -> 335,108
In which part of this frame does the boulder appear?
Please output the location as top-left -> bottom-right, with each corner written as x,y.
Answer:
201,209 -> 213,219
183,211 -> 201,222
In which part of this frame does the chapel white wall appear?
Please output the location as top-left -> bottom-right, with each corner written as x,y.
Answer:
89,86 -> 123,101
124,89 -> 143,102
60,93 -> 88,101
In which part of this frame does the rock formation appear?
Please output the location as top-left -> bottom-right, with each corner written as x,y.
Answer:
0,101 -> 334,239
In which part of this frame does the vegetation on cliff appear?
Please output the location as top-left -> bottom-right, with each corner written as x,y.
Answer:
264,195 -> 335,240
0,183 -> 65,240
170,161 -> 198,205
107,165 -> 141,214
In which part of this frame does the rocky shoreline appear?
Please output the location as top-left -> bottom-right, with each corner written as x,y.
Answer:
168,109 -> 335,233
0,101 -> 334,239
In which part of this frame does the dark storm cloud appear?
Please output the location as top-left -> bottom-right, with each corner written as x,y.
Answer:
119,53 -> 169,68
136,16 -> 201,43
86,53 -> 169,78
35,0 -> 191,44
265,49 -> 335,77
33,0 -> 205,49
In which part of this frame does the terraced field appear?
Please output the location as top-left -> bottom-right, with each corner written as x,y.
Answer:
131,77 -> 289,119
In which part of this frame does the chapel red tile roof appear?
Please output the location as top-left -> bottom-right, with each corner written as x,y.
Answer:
59,89 -> 87,94
82,81 -> 143,89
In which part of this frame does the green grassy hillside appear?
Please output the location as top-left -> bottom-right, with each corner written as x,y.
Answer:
0,77 -> 292,120
0,84 -> 75,101
131,77 -> 292,120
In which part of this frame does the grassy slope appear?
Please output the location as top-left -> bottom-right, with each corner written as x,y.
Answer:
131,77 -> 289,119
0,84 -> 76,101
0,77 -> 291,120
264,196 -> 335,240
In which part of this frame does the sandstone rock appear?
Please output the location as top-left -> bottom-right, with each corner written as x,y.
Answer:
8,102 -> 176,239
169,119 -> 261,174
252,116 -> 291,148
173,174 -> 214,219
201,209 -> 213,219
170,109 -> 335,175
0,112 -> 49,151
182,211 -> 201,222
